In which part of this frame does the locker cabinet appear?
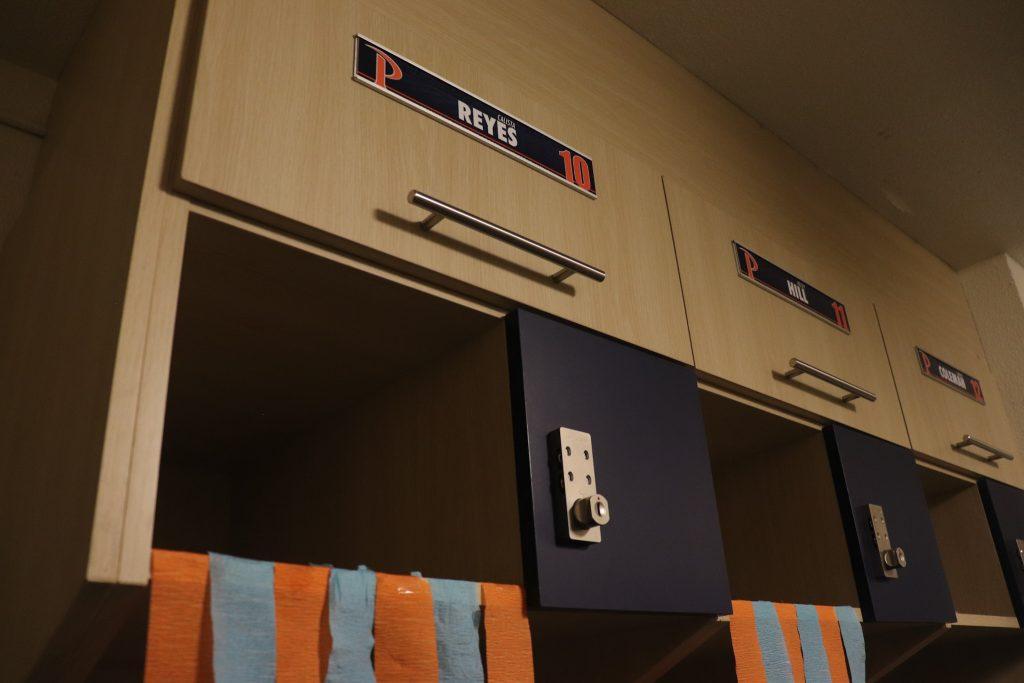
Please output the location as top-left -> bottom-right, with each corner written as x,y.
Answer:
870,474 -> 1023,681
701,401 -> 952,624
175,0 -> 692,363
663,401 -> 958,681
876,300 -> 1022,488
6,0 -> 1022,677
89,217 -> 730,679
157,220 -> 727,609
662,176 -> 910,447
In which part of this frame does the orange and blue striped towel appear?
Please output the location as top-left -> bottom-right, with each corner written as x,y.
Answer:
144,550 -> 535,682
730,600 -> 865,683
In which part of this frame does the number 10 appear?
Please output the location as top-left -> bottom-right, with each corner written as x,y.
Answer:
558,150 -> 593,192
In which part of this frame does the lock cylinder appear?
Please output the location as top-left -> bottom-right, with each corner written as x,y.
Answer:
572,494 -> 611,529
882,547 -> 907,569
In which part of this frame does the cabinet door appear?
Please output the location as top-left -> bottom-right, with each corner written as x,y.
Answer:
876,300 -> 1022,487
664,176 -> 909,446
825,425 -> 956,623
978,478 -> 1024,623
177,0 -> 691,362
506,309 -> 730,614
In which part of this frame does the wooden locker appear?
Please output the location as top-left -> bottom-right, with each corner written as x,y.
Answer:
876,300 -> 1022,488
176,0 -> 692,362
663,175 -> 909,446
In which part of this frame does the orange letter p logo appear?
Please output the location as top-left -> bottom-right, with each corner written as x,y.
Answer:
369,46 -> 403,88
742,249 -> 759,279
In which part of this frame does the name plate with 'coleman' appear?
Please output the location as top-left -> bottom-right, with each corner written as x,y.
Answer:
734,242 -> 850,332
353,35 -> 596,197
916,347 -> 985,404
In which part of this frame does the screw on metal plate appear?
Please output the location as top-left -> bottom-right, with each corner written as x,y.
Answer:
550,427 -> 610,544
1016,540 -> 1024,571
868,503 -> 905,579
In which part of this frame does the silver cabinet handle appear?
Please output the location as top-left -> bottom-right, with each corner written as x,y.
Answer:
408,190 -> 606,283
782,358 -> 877,402
952,435 -> 1015,462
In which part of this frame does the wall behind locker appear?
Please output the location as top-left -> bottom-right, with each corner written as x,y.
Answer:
0,61 -> 52,251
961,255 -> 1024,455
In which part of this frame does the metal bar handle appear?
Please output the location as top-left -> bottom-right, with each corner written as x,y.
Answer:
952,434 -> 1015,462
782,358 -> 877,403
408,190 -> 606,283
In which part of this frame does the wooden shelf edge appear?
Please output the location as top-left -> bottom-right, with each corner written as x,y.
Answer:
915,458 -> 977,484
952,612 -> 1020,629
696,380 -> 824,431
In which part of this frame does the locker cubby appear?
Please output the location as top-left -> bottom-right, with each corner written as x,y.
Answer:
152,217 -> 522,585
699,390 -> 861,608
915,466 -> 1016,622
91,215 -> 731,681
664,391 -> 961,681
874,469 -> 1024,681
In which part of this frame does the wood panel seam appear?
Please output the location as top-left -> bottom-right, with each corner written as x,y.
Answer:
661,175 -> 698,366
872,302 -> 913,448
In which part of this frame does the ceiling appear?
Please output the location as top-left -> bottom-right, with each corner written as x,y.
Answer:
1,0 -> 1020,269
595,0 -> 1024,270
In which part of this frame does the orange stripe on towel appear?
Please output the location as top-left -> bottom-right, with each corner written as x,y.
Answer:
729,600 -> 768,683
774,603 -> 805,682
481,583 -> 535,682
817,605 -> 851,683
274,563 -> 331,682
145,550 -> 214,682
374,572 -> 440,681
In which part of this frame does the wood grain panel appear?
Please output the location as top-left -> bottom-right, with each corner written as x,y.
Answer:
665,175 -> 910,445
234,323 -> 523,583
355,0 -> 966,319
877,299 -> 1023,487
177,0 -> 691,362
0,0 -> 177,679
0,124 -> 41,250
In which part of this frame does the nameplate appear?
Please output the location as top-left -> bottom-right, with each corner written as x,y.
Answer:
916,347 -> 985,404
734,242 -> 850,333
353,35 -> 596,197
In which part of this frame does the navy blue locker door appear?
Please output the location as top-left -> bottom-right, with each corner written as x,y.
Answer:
979,478 -> 1024,623
506,309 -> 731,614
825,424 -> 956,622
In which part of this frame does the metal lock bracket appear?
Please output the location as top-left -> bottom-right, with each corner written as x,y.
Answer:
550,427 -> 610,544
1016,539 -> 1024,571
868,503 -> 906,579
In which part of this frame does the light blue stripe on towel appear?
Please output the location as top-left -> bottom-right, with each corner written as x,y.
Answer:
325,565 -> 377,683
427,577 -> 485,683
752,601 -> 795,683
836,605 -> 865,683
209,553 -> 277,683
796,603 -> 832,682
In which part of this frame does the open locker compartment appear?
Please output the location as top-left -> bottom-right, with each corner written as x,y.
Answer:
916,467 -> 1016,625
89,214 -> 731,681
663,391 -> 958,681
153,216 -> 518,582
